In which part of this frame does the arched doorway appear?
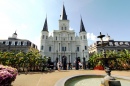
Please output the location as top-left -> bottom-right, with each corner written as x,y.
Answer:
62,56 -> 67,70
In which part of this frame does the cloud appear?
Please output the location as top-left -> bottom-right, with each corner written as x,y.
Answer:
69,27 -> 74,30
49,30 -> 53,37
87,33 -> 97,41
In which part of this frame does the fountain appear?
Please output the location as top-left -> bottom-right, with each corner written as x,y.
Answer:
97,32 -> 121,86
54,32 -> 130,86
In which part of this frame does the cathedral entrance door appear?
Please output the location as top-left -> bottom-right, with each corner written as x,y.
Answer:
62,56 -> 67,70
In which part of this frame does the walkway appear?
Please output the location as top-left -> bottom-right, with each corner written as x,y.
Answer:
12,70 -> 130,86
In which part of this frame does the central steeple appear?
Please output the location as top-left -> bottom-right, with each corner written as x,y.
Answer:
60,4 -> 67,20
42,17 -> 48,32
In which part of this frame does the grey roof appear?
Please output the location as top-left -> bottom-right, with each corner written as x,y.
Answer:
42,17 -> 48,32
60,4 -> 67,20
80,18 -> 86,32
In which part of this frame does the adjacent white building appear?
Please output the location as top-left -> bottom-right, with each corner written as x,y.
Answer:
0,31 -> 38,52
40,5 -> 89,63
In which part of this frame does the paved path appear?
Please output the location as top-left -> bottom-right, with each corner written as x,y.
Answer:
12,70 -> 130,86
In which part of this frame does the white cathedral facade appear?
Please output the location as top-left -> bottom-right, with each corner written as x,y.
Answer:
40,5 -> 89,63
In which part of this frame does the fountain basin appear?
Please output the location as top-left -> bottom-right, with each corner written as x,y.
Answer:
54,74 -> 130,86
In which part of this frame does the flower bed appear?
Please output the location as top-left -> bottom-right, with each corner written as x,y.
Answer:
0,65 -> 18,86
94,65 -> 104,70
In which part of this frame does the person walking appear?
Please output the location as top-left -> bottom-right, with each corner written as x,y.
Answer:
57,61 -> 60,71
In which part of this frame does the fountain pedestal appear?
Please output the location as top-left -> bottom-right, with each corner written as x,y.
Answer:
97,53 -> 121,86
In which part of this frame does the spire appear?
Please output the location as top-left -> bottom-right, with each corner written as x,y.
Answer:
60,4 -> 67,20
42,16 -> 48,32
80,17 -> 86,32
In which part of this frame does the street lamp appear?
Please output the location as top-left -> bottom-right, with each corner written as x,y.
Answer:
97,32 -> 121,86
83,50 -> 84,58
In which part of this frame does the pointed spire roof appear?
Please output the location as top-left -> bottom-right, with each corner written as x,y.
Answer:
80,17 -> 86,32
42,17 -> 48,32
60,4 -> 67,20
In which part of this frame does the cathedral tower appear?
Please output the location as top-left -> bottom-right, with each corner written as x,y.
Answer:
40,17 -> 49,56
79,17 -> 89,60
59,4 -> 69,31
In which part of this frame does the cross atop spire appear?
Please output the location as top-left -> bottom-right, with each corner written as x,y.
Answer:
60,4 -> 67,20
80,17 -> 86,32
42,16 -> 48,32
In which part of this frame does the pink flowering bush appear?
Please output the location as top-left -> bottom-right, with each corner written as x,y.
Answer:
0,65 -> 18,86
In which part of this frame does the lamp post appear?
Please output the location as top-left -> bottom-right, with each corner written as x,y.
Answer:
83,50 -> 84,58
97,32 -> 121,86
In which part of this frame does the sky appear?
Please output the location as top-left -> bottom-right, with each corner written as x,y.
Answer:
0,0 -> 130,50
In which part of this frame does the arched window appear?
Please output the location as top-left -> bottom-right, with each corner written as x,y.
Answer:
62,47 -> 64,51
49,46 -> 51,51
56,36 -> 57,40
42,35 -> 44,39
62,27 -> 63,30
77,47 -> 79,51
71,37 -> 73,40
65,47 -> 66,51
41,46 -> 43,50
65,27 -> 66,30
46,36 -> 48,39
85,46 -> 87,50
84,35 -> 86,39
15,41 -> 17,45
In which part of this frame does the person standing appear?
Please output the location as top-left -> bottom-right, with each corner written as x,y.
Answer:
57,62 -> 60,71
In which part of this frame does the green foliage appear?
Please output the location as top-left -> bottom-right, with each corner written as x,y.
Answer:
0,50 -> 48,71
88,49 -> 130,70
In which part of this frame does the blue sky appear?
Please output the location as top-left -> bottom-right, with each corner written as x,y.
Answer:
0,0 -> 130,50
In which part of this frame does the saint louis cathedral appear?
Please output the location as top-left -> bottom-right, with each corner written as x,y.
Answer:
40,5 -> 89,63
